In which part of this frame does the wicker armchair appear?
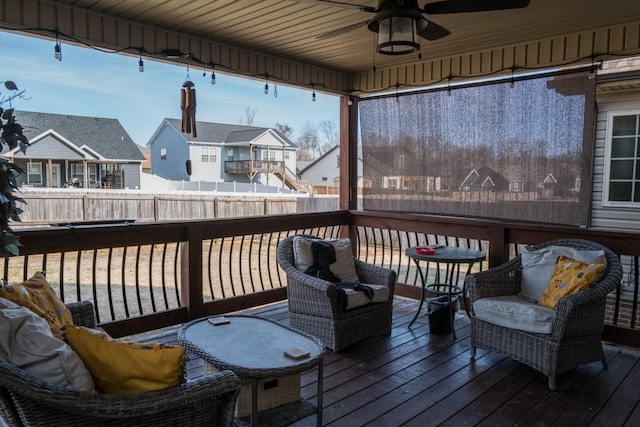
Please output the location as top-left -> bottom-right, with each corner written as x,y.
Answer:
0,301 -> 241,427
465,239 -> 622,390
277,234 -> 397,352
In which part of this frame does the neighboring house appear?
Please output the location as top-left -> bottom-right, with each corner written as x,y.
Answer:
147,119 -> 300,190
299,145 -> 367,193
459,166 -> 509,192
3,111 -> 145,189
139,145 -> 151,174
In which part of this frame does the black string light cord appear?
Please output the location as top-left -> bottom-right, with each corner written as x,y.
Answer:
4,26 -> 639,99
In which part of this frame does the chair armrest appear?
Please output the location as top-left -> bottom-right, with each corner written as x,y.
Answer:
465,256 -> 522,302
2,361 -> 241,426
551,268 -> 621,339
354,259 -> 397,293
66,301 -> 97,329
284,266 -> 341,317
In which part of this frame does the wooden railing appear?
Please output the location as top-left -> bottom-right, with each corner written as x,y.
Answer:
7,210 -> 640,348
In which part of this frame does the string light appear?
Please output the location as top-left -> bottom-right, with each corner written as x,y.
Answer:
13,27 -> 625,98
311,85 -> 316,102
263,74 -> 269,95
274,82 -> 278,98
138,51 -> 144,72
54,32 -> 62,61
211,65 -> 216,85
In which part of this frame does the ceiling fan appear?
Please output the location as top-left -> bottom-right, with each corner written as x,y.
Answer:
299,0 -> 531,55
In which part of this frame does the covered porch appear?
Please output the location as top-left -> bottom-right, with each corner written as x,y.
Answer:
2,1 -> 640,425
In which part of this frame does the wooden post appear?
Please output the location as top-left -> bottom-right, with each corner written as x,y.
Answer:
180,223 -> 204,320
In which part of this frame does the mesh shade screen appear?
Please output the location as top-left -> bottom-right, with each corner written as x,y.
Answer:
359,70 -> 596,226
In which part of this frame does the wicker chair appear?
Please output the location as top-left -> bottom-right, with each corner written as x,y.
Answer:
465,239 -> 623,390
277,234 -> 397,352
0,301 -> 242,427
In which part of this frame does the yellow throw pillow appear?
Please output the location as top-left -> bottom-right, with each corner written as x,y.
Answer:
538,255 -> 606,309
65,325 -> 185,395
0,271 -> 72,338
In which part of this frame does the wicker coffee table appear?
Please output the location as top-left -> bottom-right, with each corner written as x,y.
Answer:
178,315 -> 325,427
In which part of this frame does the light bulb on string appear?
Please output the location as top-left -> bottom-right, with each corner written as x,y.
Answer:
274,83 -> 278,98
263,74 -> 269,95
54,33 -> 62,61
138,52 -> 144,72
311,85 -> 316,102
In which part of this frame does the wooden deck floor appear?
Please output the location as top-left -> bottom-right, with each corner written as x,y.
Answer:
141,298 -> 640,426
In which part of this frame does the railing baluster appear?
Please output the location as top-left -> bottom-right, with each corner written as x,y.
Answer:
134,246 -> 144,315
107,248 -> 115,320
121,246 -> 130,318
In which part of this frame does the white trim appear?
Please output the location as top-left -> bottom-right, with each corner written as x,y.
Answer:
602,108 -> 640,208
9,129 -> 89,158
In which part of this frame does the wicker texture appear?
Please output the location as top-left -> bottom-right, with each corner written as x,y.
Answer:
0,302 -> 242,427
277,234 -> 397,351
466,239 -> 623,390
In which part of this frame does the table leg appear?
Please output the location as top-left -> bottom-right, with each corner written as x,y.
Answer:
316,359 -> 323,427
408,258 -> 427,328
251,379 -> 258,427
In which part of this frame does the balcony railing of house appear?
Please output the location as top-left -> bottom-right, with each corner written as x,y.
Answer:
224,160 -> 285,174
7,211 -> 640,348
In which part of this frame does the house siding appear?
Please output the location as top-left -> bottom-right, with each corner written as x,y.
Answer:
150,125 -> 190,181
12,135 -> 86,160
121,163 -> 142,189
591,89 -> 640,230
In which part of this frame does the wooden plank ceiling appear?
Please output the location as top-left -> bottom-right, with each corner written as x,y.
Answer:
2,0 -> 640,95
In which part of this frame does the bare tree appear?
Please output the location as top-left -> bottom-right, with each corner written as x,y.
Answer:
318,120 -> 338,151
275,122 -> 294,138
241,106 -> 257,125
295,122 -> 320,160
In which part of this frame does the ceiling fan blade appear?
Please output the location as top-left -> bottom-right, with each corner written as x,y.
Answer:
423,0 -> 530,14
316,20 -> 370,39
417,19 -> 451,41
293,0 -> 376,13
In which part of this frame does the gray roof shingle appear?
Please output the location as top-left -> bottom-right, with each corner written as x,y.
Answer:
15,111 -> 145,161
163,119 -> 294,146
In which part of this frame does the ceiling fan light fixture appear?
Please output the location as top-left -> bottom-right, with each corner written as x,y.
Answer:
375,15 -> 419,55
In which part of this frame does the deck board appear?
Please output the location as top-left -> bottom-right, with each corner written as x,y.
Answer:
134,298 -> 640,426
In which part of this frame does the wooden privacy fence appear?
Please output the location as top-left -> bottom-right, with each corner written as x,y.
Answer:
17,190 -> 338,225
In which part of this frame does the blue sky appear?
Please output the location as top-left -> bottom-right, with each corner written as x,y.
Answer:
0,31 -> 340,146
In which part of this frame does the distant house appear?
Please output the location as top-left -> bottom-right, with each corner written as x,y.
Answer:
147,119 -> 301,190
298,145 -> 368,194
3,111 -> 145,189
460,166 -> 509,192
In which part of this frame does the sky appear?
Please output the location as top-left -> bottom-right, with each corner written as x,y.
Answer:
0,30 -> 340,147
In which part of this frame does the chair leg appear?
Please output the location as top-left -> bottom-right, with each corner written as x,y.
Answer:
548,376 -> 556,391
470,346 -> 476,361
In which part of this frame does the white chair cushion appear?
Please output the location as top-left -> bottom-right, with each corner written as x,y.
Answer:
339,284 -> 390,310
0,298 -> 95,392
473,295 -> 556,334
520,246 -> 607,302
292,236 -> 360,283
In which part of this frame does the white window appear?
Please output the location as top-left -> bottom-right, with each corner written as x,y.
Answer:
88,164 -> 97,185
284,151 -> 290,160
201,148 -> 216,162
269,151 -> 276,160
603,111 -> 640,206
71,163 -> 84,180
27,161 -> 43,185
227,148 -> 234,160
398,154 -> 405,169
160,148 -> 167,160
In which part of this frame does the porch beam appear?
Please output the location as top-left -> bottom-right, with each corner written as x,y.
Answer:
1,0 -> 350,94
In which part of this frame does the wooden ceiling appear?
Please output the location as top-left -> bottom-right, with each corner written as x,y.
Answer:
3,0 -> 640,95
